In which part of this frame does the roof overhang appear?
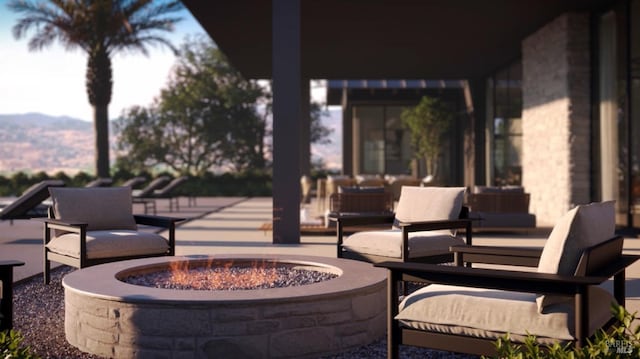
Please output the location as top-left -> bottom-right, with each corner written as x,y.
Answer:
182,0 -> 610,80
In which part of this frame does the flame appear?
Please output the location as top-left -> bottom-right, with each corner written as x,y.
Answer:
166,258 -> 281,290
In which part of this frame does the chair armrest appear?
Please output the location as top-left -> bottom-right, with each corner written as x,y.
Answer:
398,218 -> 473,262
36,217 -> 88,234
376,260 -> 623,296
398,218 -> 472,232
134,215 -> 185,228
329,213 -> 395,226
449,244 -> 543,267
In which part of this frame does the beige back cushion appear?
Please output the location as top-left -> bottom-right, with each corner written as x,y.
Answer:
50,187 -> 137,231
536,201 -> 615,311
395,186 -> 465,224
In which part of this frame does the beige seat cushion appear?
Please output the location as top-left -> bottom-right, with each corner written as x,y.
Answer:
396,284 -> 615,344
343,229 -> 465,259
49,187 -> 137,230
342,186 -> 466,259
536,201 -> 615,311
47,230 -> 169,259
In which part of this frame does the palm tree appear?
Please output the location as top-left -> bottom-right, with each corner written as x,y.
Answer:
8,0 -> 182,177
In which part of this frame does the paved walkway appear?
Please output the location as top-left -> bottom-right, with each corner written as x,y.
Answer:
2,196 -> 640,316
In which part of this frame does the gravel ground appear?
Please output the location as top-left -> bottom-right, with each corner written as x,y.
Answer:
11,266 -> 479,359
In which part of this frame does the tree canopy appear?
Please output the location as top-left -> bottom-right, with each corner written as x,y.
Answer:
115,37 -> 268,176
9,0 -> 183,177
400,96 -> 452,177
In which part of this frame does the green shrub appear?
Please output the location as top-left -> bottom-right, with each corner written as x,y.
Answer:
0,329 -> 39,359
489,304 -> 639,358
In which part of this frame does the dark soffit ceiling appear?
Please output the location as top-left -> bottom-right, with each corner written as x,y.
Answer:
182,0 -> 610,80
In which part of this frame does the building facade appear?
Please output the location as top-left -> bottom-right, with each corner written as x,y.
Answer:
329,2 -> 640,228
183,0 -> 640,240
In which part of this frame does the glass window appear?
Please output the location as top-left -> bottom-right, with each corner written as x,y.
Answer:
384,106 -> 413,175
354,106 -> 384,174
488,61 -> 523,185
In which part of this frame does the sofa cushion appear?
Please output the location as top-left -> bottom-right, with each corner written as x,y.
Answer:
536,201 -> 615,311
396,284 -> 615,344
49,187 -> 137,231
47,230 -> 169,259
342,229 -> 464,259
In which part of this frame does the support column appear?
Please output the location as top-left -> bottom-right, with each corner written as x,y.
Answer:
272,0 -> 301,244
465,78 -> 487,186
301,79 -> 311,177
342,89 -> 354,175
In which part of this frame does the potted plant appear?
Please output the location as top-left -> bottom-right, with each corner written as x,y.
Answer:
400,96 -> 452,183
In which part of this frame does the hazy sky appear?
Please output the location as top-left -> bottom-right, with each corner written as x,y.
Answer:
0,0 -> 207,121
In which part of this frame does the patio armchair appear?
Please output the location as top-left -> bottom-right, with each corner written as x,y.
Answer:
325,186 -> 395,229
0,180 -> 65,222
375,201 -> 640,357
317,175 -> 357,214
332,186 -> 471,264
42,187 -> 184,284
355,174 -> 385,187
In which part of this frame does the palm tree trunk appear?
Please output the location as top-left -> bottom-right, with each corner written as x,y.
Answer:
86,47 -> 113,178
94,105 -> 110,177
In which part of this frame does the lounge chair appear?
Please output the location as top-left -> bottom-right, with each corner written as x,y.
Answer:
84,178 -> 113,187
0,180 -> 65,221
150,176 -> 189,212
42,187 -> 184,284
121,176 -> 147,189
332,186 -> 471,264
376,201 -> 640,357
132,176 -> 171,214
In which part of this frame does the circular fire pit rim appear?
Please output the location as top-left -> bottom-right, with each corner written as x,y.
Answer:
62,254 -> 386,305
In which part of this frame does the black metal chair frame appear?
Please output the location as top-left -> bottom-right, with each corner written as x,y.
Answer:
331,206 -> 472,264
375,236 -> 640,357
42,209 -> 184,284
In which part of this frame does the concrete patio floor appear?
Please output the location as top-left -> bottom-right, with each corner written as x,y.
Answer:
2,195 -> 640,317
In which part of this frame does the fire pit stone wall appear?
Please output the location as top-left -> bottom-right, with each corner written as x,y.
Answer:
63,255 -> 387,358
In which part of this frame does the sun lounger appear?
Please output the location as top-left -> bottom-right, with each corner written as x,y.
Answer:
0,180 -> 65,221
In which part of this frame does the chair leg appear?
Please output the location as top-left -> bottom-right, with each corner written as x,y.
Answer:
44,257 -> 51,285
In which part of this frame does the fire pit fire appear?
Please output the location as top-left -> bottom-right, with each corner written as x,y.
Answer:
63,254 -> 387,358
121,259 -> 338,290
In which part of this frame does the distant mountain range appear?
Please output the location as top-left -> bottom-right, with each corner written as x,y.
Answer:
0,111 -> 342,175
0,113 -> 96,174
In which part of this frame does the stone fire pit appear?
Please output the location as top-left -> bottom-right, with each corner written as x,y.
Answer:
62,254 -> 387,358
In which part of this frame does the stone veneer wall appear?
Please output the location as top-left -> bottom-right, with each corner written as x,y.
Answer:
522,13 -> 591,226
